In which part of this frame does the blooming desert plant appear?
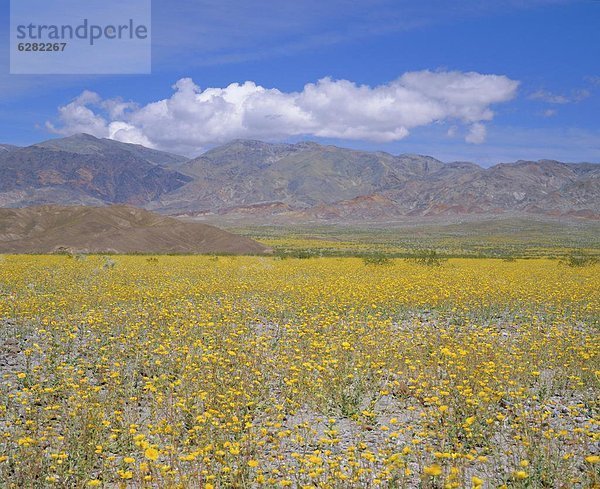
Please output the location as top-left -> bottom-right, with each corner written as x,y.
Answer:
0,255 -> 598,487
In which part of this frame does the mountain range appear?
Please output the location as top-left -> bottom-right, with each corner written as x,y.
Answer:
1,134 -> 598,221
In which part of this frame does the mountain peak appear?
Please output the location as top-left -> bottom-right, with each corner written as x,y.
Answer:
35,133 -> 109,154
32,134 -> 187,166
0,143 -> 20,152
292,141 -> 324,149
65,133 -> 100,140
223,139 -> 287,148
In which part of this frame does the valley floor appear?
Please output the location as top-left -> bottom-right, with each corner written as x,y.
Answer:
198,215 -> 600,259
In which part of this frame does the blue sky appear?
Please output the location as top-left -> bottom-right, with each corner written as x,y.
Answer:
1,0 -> 599,164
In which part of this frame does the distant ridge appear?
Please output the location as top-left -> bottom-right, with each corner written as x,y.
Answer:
35,133 -> 187,167
0,205 -> 269,254
0,135 -> 598,221
152,139 -> 599,220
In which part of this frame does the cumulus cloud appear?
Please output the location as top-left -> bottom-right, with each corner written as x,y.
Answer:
47,70 -> 518,155
47,90 -> 108,137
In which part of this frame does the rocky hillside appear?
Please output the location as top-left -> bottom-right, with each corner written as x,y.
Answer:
0,134 -> 191,207
153,140 -> 599,219
0,144 -> 19,153
150,140 -> 447,213
296,160 -> 600,220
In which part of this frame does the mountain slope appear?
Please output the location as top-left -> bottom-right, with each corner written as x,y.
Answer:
0,144 -> 19,153
0,135 -> 192,207
150,140 -> 598,219
151,140 -> 445,213
295,160 -> 599,220
0,205 -> 269,254
36,134 -> 187,167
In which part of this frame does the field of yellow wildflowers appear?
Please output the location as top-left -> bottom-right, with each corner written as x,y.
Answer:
0,255 -> 598,488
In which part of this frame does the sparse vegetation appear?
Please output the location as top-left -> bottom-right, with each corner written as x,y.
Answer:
362,253 -> 391,266
407,248 -> 448,266
275,249 -> 316,259
560,249 -> 599,267
0,255 -> 598,487
227,217 -> 600,260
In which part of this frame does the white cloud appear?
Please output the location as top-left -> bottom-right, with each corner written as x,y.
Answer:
446,125 -> 458,138
529,88 -> 590,104
46,90 -> 107,136
584,75 -> 600,87
47,70 -> 519,155
542,109 -> 557,118
465,122 -> 487,144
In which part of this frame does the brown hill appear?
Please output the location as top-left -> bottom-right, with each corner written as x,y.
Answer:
0,205 -> 269,254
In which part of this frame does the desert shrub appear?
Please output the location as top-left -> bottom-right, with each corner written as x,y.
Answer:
560,250 -> 599,267
362,253 -> 391,266
407,248 -> 447,267
276,250 -> 314,259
